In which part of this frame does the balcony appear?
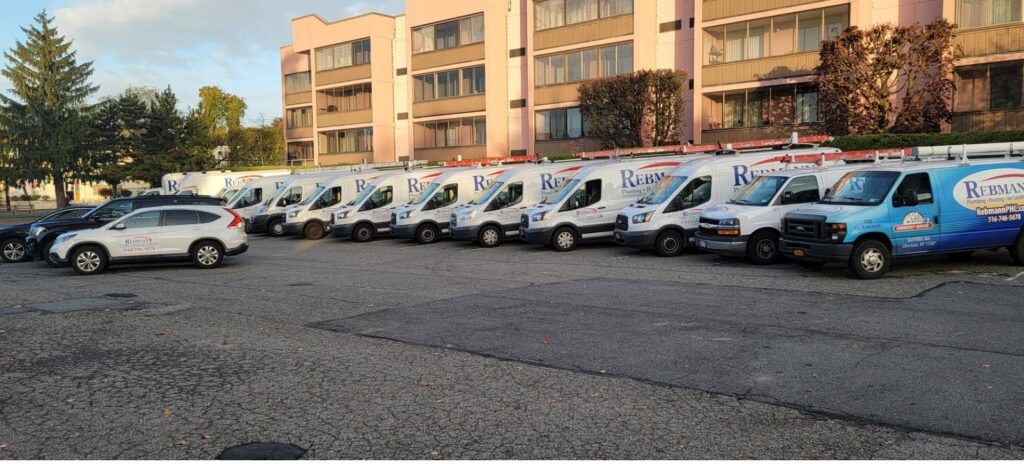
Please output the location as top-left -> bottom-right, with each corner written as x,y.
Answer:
703,51 -> 819,87
953,108 -> 1024,132
285,127 -> 314,140
702,0 -> 826,22
411,43 -> 485,72
701,123 -> 821,144
316,64 -> 372,87
535,138 -> 604,156
412,94 -> 486,118
535,82 -> 583,105
285,92 -> 312,106
317,109 -> 373,128
534,14 -> 634,51
319,152 -> 375,166
957,23 -> 1024,58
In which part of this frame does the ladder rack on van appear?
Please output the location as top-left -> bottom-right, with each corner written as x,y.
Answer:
779,148 -> 911,166
908,142 -> 1024,164
572,133 -> 831,160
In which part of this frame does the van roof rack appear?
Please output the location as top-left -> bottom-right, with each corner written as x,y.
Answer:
908,142 -> 1024,164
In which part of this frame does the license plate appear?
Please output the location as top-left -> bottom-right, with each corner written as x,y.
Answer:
698,240 -> 707,248
614,232 -> 621,241
794,249 -> 805,257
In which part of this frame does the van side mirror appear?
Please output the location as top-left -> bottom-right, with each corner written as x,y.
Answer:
823,187 -> 832,198
112,223 -> 127,231
781,191 -> 795,205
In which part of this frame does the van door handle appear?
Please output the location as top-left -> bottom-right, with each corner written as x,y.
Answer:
597,206 -> 607,210
933,215 -> 940,225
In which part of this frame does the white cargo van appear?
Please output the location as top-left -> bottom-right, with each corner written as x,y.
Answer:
282,170 -> 386,240
450,161 -> 592,247
162,172 -> 189,194
330,169 -> 446,242
391,166 -> 511,244
175,170 -> 291,198
696,162 -> 868,264
249,171 -> 357,236
227,175 -> 293,220
519,156 -> 689,251
612,147 -> 840,256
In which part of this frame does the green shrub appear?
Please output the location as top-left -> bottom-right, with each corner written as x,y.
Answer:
825,130 -> 1024,152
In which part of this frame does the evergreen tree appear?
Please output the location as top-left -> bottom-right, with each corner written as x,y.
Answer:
92,92 -> 148,194
0,11 -> 98,207
132,87 -> 213,185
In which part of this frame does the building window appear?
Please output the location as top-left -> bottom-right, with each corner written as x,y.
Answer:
956,61 -> 1024,112
536,107 -> 588,141
990,62 -> 1023,109
287,141 -> 314,164
318,83 -> 372,113
535,42 -> 632,86
286,107 -> 313,129
315,39 -> 371,71
956,66 -> 990,112
535,0 -> 633,31
284,72 -> 311,94
796,86 -> 819,124
412,13 -> 485,54
414,117 -> 487,148
319,128 -> 373,154
959,0 -> 1022,29
413,66 -> 485,102
703,6 -> 848,65
704,85 -> 819,130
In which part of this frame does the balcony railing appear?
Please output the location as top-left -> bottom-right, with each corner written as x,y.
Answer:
703,51 -> 819,87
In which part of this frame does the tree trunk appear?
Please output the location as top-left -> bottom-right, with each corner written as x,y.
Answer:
3,185 -> 9,212
53,176 -> 68,208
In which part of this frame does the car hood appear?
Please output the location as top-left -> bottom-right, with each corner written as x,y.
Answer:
0,222 -> 32,234
701,203 -> 762,220
790,204 -> 872,218
28,218 -> 97,229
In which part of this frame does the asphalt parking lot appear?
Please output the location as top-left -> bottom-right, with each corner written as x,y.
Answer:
1,234 -> 1023,459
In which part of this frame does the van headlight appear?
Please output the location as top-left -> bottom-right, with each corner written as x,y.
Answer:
531,211 -> 551,222
826,223 -> 847,242
336,210 -> 351,220
398,210 -> 414,220
631,212 -> 654,224
30,226 -> 46,237
458,211 -> 477,221
719,218 -> 740,227
287,210 -> 300,218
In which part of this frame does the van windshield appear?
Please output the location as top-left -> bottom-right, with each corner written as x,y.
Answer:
227,186 -> 249,206
822,171 -> 899,206
348,183 -> 379,207
470,181 -> 504,205
412,182 -> 441,205
639,176 -> 687,205
732,176 -> 788,206
232,186 -> 263,208
541,178 -> 580,205
301,186 -> 326,206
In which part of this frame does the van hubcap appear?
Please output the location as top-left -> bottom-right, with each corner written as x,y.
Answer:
76,251 -> 101,272
557,232 -> 574,249
860,248 -> 884,273
357,228 -> 371,240
272,223 -> 284,235
197,246 -> 219,266
662,236 -> 679,253
482,229 -> 499,245
756,239 -> 776,259
3,242 -> 25,261
421,229 -> 435,242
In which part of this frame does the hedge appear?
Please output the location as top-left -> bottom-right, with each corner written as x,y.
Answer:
824,130 -> 1024,152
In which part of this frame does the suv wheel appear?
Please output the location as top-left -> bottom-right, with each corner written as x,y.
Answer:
746,230 -> 781,265
1,238 -> 28,263
654,230 -> 684,257
71,246 -> 107,275
303,222 -> 326,240
352,223 -> 375,243
478,225 -> 502,248
416,224 -> 439,244
192,241 -> 224,269
551,227 -> 578,252
268,218 -> 285,237
849,239 -> 891,280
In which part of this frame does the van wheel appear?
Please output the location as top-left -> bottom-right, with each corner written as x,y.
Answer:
551,227 -> 578,252
654,230 -> 684,257
1011,233 -> 1024,265
192,241 -> 224,269
478,225 -> 502,248
352,223 -> 375,243
849,239 -> 891,280
948,251 -> 975,261
416,224 -> 439,244
2,238 -> 29,263
71,246 -> 107,276
303,222 -> 326,240
43,242 -> 62,268
268,218 -> 285,237
747,230 -> 781,265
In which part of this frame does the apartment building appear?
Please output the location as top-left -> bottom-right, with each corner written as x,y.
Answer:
281,0 -> 1024,165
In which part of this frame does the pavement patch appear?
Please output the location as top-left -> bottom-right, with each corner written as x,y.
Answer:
218,442 -> 306,460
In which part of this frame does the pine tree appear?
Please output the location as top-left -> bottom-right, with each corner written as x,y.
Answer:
0,10 -> 98,207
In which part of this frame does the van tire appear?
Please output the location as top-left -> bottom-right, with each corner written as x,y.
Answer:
551,227 -> 578,252
43,241 -> 62,268
746,230 -> 781,265
71,245 -> 107,276
1011,233 -> 1024,265
654,230 -> 684,257
849,239 -> 891,280
191,241 -> 224,269
478,225 -> 502,248
303,222 -> 326,240
415,224 -> 440,244
352,223 -> 375,243
268,218 -> 285,237
2,237 -> 29,263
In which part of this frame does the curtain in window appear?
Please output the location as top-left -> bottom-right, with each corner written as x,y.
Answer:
746,90 -> 768,126
471,15 -> 485,43
536,111 -> 552,141
567,0 -> 598,24
723,93 -> 745,128
550,55 -> 566,83
600,46 -> 616,77
798,11 -> 822,52
616,43 -> 633,75
796,89 -> 819,124
747,21 -> 768,59
551,110 -> 568,139
567,108 -> 583,138
600,0 -> 632,17
581,49 -> 597,79
536,0 -> 564,30
474,119 -> 486,145
567,51 -> 582,81
725,27 -> 745,62
414,26 -> 435,53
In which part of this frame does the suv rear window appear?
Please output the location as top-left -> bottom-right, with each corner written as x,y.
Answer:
164,210 -> 200,226
198,212 -> 222,224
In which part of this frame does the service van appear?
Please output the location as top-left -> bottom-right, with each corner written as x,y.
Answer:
282,170 -> 385,240
696,161 -> 868,264
226,175 -> 293,220
612,147 -> 841,256
175,170 -> 291,198
162,172 -> 189,194
391,166 -> 511,244
780,144 -> 1024,279
330,169 -> 445,242
519,156 -> 690,252
450,161 -> 592,247
249,171 -> 355,236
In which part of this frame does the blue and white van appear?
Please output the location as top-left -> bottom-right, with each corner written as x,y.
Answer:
780,145 -> 1024,279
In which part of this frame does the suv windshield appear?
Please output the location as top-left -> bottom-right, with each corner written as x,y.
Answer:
412,182 -> 441,205
470,181 -> 504,205
639,176 -> 687,205
731,176 -> 788,206
540,178 -> 580,205
822,171 -> 899,206
86,200 -> 133,222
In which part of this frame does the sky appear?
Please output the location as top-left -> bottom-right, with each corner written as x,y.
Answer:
0,0 -> 404,125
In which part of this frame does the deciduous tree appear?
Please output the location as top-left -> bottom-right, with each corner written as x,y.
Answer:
578,69 -> 688,150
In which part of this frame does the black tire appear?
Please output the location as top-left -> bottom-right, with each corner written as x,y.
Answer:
654,230 -> 684,257
478,225 -> 502,248
848,239 -> 891,280
746,230 -> 782,265
43,241 -> 62,268
1,237 -> 29,263
1012,233 -> 1024,265
267,218 -> 285,237
191,241 -> 224,269
352,223 -> 375,243
550,227 -> 578,252
303,221 -> 326,240
797,261 -> 826,270
70,245 -> 108,276
948,251 -> 975,261
415,224 -> 440,244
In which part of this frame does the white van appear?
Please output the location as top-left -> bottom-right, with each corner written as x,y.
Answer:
227,175 -> 293,220
330,169 -> 446,242
612,147 -> 840,256
695,162 -> 868,264
282,170 -> 386,240
162,173 -> 189,194
249,171 -> 358,236
391,166 -> 511,244
175,170 -> 291,198
519,156 -> 689,251
450,161 -> 592,247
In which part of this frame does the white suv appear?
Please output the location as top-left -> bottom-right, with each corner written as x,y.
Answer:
49,206 -> 249,275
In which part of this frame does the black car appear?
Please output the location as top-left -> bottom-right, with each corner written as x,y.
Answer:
1,207 -> 93,263
25,195 -> 225,266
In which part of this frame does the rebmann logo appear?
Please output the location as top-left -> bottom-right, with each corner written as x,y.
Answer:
955,168 -> 1024,216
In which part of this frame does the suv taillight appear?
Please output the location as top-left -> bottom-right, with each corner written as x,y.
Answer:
224,208 -> 243,229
